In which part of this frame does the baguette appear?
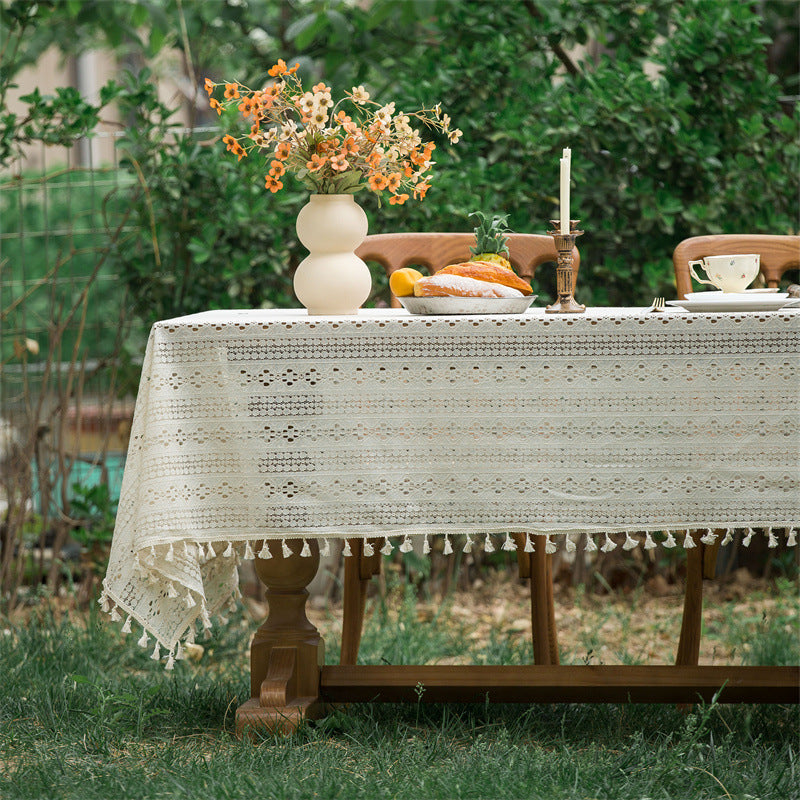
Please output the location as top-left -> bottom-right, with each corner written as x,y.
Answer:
436,260 -> 533,295
413,274 -> 523,298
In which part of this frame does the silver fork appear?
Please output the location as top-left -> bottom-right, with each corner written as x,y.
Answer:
649,297 -> 665,312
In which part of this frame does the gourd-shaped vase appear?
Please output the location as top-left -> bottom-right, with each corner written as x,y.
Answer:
293,194 -> 371,315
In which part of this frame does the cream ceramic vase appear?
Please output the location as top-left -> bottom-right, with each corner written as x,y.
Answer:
293,194 -> 371,315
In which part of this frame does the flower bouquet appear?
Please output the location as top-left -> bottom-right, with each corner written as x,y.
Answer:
204,60 -> 461,315
205,59 -> 461,205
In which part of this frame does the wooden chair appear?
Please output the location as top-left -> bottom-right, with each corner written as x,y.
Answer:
357,232 -> 580,308
672,234 -> 800,299
339,232 -> 580,667
673,234 -> 800,672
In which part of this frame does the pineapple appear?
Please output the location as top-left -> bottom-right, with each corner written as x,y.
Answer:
469,211 -> 513,270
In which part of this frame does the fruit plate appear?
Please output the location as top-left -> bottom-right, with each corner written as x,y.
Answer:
397,295 -> 537,315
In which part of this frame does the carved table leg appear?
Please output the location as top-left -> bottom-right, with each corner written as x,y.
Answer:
236,538 -> 325,737
341,538 -> 382,665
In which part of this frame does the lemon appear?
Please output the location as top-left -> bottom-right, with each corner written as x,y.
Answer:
389,267 -> 424,297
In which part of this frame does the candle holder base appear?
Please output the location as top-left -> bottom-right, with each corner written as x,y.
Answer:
546,220 -> 585,314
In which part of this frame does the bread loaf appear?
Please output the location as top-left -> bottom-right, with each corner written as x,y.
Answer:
436,260 -> 533,295
414,274 -> 523,298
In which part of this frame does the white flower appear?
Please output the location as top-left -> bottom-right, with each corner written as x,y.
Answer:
298,92 -> 315,114
441,113 -> 451,130
279,120 -> 298,140
448,128 -> 462,144
310,108 -> 328,127
350,85 -> 370,104
314,90 -> 333,109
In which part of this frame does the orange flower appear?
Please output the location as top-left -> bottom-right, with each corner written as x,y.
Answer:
330,154 -> 349,172
340,137 -> 359,157
385,172 -> 402,192
269,159 -> 286,177
334,110 -> 351,125
402,161 -> 414,177
268,59 -> 288,77
312,82 -> 331,94
389,193 -> 409,205
250,119 -> 260,136
275,141 -> 291,160
209,98 -> 222,115
413,182 -> 431,200
204,77 -> 214,96
264,175 -> 284,193
368,174 -> 388,191
367,151 -> 382,169
224,82 -> 240,100
306,154 -> 327,172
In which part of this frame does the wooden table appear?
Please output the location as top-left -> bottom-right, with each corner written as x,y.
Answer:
100,307 -> 800,735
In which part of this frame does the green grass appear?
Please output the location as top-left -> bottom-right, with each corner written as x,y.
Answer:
1,586 -> 798,800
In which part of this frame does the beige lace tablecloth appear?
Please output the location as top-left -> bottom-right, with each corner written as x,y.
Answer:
102,307 -> 800,664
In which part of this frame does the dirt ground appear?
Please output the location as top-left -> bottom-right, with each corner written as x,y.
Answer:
292,567 -> 797,667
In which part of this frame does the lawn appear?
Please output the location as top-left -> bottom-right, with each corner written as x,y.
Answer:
1,573 -> 798,800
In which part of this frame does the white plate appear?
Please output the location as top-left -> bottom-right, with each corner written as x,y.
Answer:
684,289 -> 783,300
667,296 -> 800,313
398,295 -> 537,315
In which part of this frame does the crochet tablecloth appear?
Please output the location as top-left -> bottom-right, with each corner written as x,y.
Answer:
102,307 -> 800,663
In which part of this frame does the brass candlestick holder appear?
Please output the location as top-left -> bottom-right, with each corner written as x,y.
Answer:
546,219 -> 585,314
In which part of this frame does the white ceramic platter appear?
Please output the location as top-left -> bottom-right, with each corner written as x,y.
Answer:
667,296 -> 800,313
398,295 -> 537,315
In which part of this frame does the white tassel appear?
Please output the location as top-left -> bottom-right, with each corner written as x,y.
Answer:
722,529 -> 734,545
623,532 -> 638,551
167,582 -> 179,599
565,534 -> 576,553
133,553 -> 143,574
320,538 -> 331,557
545,535 -> 557,554
165,651 -> 175,670
683,531 -> 696,549
165,543 -> 175,563
206,542 -> 216,559
701,530 -> 717,546
223,541 -> 234,558
185,627 -> 196,645
381,537 -> 393,556
150,642 -> 161,661
601,534 -> 616,553
767,529 -> 778,548
363,540 -> 375,557
788,529 -> 797,547
502,533 -> 517,551
343,540 -> 352,557
175,642 -> 185,660
138,631 -> 149,648
524,533 -> 534,553
443,535 -> 453,555
196,543 -> 205,560
663,532 -> 677,548
186,590 -> 196,609
183,541 -> 191,558
100,594 -> 111,613
300,539 -> 311,557
110,607 -> 121,622
423,535 -> 431,555
743,528 -> 755,547
258,541 -> 272,559
462,534 -> 474,553
281,540 -> 292,558
585,534 -> 598,552
644,532 -> 657,550
201,602 -> 212,630
399,536 -> 413,553
484,534 -> 495,553
121,616 -> 132,634
244,541 -> 255,560
147,545 -> 156,566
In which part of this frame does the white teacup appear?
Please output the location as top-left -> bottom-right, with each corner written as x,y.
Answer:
688,253 -> 760,293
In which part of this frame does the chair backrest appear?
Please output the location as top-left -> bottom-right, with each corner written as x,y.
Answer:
356,232 -> 580,306
672,234 -> 800,299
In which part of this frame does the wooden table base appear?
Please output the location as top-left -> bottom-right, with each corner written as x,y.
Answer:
235,540 -> 800,737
